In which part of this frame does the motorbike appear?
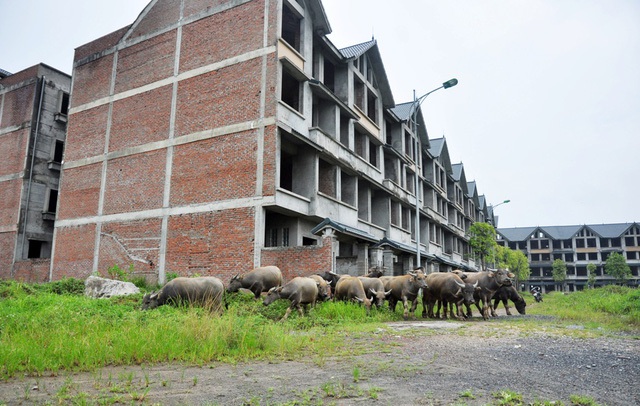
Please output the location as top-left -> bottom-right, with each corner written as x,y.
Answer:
530,287 -> 543,303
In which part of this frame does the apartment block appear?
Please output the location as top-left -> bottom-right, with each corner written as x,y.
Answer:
51,0 -> 494,284
0,64 -> 71,281
497,223 -> 640,291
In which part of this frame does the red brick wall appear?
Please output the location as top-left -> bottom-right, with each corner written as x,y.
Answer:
57,164 -> 102,220
0,84 -> 35,127
97,218 -> 163,277
51,224 -> 96,280
170,130 -> 257,205
75,26 -> 130,62
0,233 -> 16,279
180,0 -> 265,72
174,59 -> 263,136
0,179 -> 22,230
261,236 -> 334,281
13,259 -> 50,283
71,54 -> 114,107
64,105 -> 108,161
110,86 -> 173,151
129,0 -> 181,40
115,31 -> 177,93
165,207 -> 256,280
103,149 -> 166,215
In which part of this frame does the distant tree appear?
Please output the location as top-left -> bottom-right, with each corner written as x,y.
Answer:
508,249 -> 530,289
604,252 -> 632,285
552,259 -> 567,292
586,263 -> 597,289
469,222 -> 497,271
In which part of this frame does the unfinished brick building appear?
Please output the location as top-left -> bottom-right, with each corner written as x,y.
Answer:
52,0 -> 492,284
0,64 -> 71,281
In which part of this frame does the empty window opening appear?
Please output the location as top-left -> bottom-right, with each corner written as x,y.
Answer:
338,241 -> 353,257
368,140 -> 377,167
28,240 -> 43,259
318,159 -> 336,198
302,237 -> 317,246
46,189 -> 58,213
282,4 -> 301,52
354,77 -> 365,111
280,150 -> 293,191
53,140 -> 64,163
59,92 -> 70,115
366,91 -> 377,123
324,59 -> 335,91
281,70 -> 302,112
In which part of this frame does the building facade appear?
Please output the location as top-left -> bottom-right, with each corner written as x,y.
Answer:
497,223 -> 640,291
51,0 -> 494,284
0,64 -> 71,281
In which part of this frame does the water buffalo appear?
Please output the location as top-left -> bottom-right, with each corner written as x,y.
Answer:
456,269 -> 514,320
308,274 -> 332,301
141,276 -> 225,312
492,285 -> 526,315
227,265 -> 283,299
421,273 -> 478,320
319,271 -> 347,291
386,272 -> 428,320
358,276 -> 391,308
263,277 -> 320,320
334,276 -> 372,315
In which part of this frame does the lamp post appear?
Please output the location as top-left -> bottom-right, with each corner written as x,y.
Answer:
488,199 -> 510,227
412,78 -> 458,268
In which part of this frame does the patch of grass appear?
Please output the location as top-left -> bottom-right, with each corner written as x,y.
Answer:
493,389 -> 524,405
569,394 -> 601,405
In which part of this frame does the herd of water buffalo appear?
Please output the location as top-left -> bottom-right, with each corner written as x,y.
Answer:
141,265 -> 526,321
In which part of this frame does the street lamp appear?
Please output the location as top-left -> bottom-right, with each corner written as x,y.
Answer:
488,199 -> 510,227
412,78 -> 459,268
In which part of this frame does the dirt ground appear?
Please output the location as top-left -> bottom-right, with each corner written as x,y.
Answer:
1,312 -> 639,405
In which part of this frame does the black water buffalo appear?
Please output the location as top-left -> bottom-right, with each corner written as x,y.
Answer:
334,276 -> 372,315
358,276 -> 391,308
308,274 -> 332,301
319,271 -> 347,291
492,284 -> 526,315
263,277 -> 320,320
364,266 -> 386,278
422,272 -> 478,320
141,276 -> 225,311
227,265 -> 283,299
455,269 -> 514,320
385,272 -> 428,320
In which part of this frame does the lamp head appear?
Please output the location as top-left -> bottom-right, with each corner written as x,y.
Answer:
443,78 -> 458,89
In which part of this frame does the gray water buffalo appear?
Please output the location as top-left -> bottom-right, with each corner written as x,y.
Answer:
141,276 -> 225,312
334,276 -> 372,315
263,277 -> 320,320
227,265 -> 283,299
421,273 -> 478,320
386,271 -> 428,320
492,284 -> 526,315
308,274 -> 332,301
358,276 -> 391,308
455,269 -> 514,320
319,271 -> 347,291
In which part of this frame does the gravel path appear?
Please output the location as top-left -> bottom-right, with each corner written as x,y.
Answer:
1,315 -> 639,405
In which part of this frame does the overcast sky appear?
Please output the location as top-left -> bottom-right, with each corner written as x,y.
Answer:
2,0 -> 638,229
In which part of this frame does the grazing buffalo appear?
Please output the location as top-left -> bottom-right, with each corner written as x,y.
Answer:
308,274 -> 332,301
142,276 -> 225,312
263,277 -> 320,320
422,272 -> 478,320
456,269 -> 514,320
358,276 -> 391,308
227,266 -> 283,299
319,271 -> 348,291
492,285 -> 526,315
386,272 -> 428,320
334,276 -> 373,315
364,266 -> 386,278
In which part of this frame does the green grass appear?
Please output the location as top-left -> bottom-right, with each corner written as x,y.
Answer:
0,279 -> 637,380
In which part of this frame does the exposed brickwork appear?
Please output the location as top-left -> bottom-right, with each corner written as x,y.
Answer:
0,66 -> 38,88
128,0 -> 181,40
180,0 -> 264,72
165,208 -> 255,281
57,163 -> 102,220
174,59 -> 263,136
1,84 -> 35,127
261,124 -> 277,196
103,149 -> 166,215
74,26 -> 131,63
63,105 -> 108,161
13,259 -> 50,283
0,128 -> 29,176
0,233 -> 16,279
183,0 -> 244,21
260,236 -> 334,281
71,54 -> 114,107
0,179 -> 21,229
115,31 -> 177,93
97,218 -> 162,278
170,131 -> 257,205
50,224 -> 97,280
109,85 -> 173,151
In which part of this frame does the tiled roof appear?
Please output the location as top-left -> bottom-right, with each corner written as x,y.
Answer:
389,101 -> 414,121
539,225 -> 582,240
451,163 -> 463,181
428,137 -> 445,157
588,223 -> 634,238
339,39 -> 377,59
497,227 -> 538,242
498,222 -> 637,241
0,68 -> 12,78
